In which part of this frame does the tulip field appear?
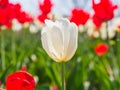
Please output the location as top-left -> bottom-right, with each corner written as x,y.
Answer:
0,0 -> 120,90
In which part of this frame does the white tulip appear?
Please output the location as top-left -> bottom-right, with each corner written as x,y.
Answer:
41,18 -> 78,62
12,19 -> 22,32
29,24 -> 39,34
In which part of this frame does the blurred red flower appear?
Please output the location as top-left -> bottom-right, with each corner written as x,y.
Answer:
0,2 -> 33,28
39,0 -> 53,14
6,3 -> 21,19
7,3 -> 33,24
0,8 -> 12,28
94,43 -> 109,56
92,0 -> 118,27
6,71 -> 35,90
52,84 -> 58,90
0,88 -> 3,90
117,25 -> 120,34
0,0 -> 8,7
21,65 -> 27,71
70,8 -> 90,26
38,0 -> 53,23
16,11 -> 33,23
118,25 -> 120,29
38,13 -> 49,23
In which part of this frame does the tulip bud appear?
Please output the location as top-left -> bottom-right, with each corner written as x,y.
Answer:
41,18 -> 78,62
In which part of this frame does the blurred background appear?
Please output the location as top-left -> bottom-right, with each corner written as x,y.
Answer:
0,0 -> 120,90
9,0 -> 120,16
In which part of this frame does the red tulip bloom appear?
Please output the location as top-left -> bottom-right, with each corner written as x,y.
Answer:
6,3 -> 21,19
92,0 -> 118,27
39,0 -> 53,14
0,8 -> 8,24
6,71 -> 35,90
94,43 -> 109,56
0,2 -> 32,28
38,13 -> 49,23
0,0 -> 9,8
70,8 -> 90,26
6,3 -> 33,23
0,8 -> 12,28
16,11 -> 33,23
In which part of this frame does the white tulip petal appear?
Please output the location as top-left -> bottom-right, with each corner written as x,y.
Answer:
42,24 -> 64,62
45,19 -> 55,28
55,19 -> 70,30
48,26 -> 63,60
62,25 -> 71,59
41,26 -> 48,34
55,19 -> 71,59
65,23 -> 78,61
56,18 -> 70,26
41,31 -> 59,61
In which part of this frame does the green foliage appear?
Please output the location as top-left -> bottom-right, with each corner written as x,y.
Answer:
0,30 -> 120,90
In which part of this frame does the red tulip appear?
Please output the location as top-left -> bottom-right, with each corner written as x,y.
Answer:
0,8 -> 12,28
16,11 -> 33,23
0,2 -> 33,28
0,8 -> 8,24
39,0 -> 53,14
94,43 -> 109,56
92,0 -> 118,27
70,8 -> 90,26
38,13 -> 50,23
0,0 -> 9,7
6,71 -> 35,90
6,3 -> 21,19
6,3 -> 33,23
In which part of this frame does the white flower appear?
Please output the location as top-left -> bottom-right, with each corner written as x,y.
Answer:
41,18 -> 78,62
29,24 -> 39,34
100,23 -> 116,40
12,19 -> 22,32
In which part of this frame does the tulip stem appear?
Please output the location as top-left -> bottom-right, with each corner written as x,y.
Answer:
106,21 -> 108,41
61,62 -> 65,90
11,32 -> 16,67
1,32 -> 6,70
